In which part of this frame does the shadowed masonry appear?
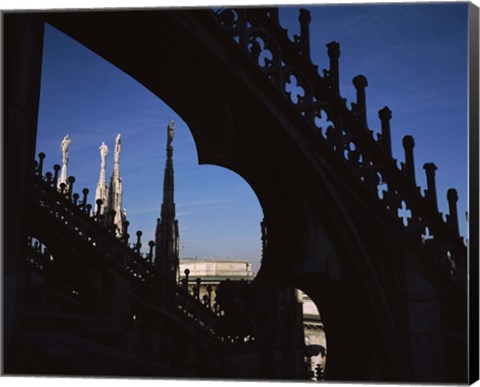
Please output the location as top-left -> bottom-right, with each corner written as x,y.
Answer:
3,4 -> 477,383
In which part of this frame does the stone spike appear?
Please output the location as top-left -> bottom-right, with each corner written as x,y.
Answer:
298,9 -> 311,61
52,164 -> 60,188
59,164 -> 68,190
59,134 -> 71,189
447,188 -> 460,237
155,120 -> 179,282
402,136 -> 416,186
352,75 -> 369,130
195,277 -> 202,299
423,163 -> 439,212
108,133 -> 125,236
136,230 -> 143,253
326,42 -> 340,97
82,188 -> 89,212
378,107 -> 393,158
38,152 -> 45,176
67,176 -> 75,200
96,199 -> 104,220
148,240 -> 155,260
59,182 -> 66,195
95,142 -> 109,216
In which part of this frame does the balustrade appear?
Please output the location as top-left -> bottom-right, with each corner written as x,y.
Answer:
213,7 -> 466,289
29,154 -> 251,345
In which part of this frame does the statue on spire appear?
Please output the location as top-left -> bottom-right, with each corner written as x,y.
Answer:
108,133 -> 126,237
95,141 -> 109,215
59,134 -> 71,189
155,120 -> 179,283
167,120 -> 174,146
99,142 -> 108,169
61,134 -> 71,165
114,133 -> 121,162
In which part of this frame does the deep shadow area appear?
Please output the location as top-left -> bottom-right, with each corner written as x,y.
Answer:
3,6 -> 475,383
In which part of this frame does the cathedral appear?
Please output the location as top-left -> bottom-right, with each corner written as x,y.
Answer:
5,7 -> 473,382
64,121 -> 181,281
30,121 -> 317,380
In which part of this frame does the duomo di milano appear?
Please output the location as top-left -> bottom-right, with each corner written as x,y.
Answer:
55,121 -> 327,380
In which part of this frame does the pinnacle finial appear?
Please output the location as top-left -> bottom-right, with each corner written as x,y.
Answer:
59,135 -> 71,189
99,142 -> 109,161
353,74 -> 368,89
352,75 -> 369,130
167,120 -> 175,145
423,163 -> 439,212
379,106 -> 392,121
297,9 -> 311,60
402,135 -> 417,186
447,188 -> 460,237
378,107 -> 393,157
61,134 -> 71,165
114,134 -> 121,160
326,42 -> 340,96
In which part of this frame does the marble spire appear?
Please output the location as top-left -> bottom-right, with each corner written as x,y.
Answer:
155,121 -> 180,282
95,141 -> 109,214
58,134 -> 71,189
108,133 -> 126,237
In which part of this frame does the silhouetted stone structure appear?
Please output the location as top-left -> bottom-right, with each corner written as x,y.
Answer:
3,5 -> 478,384
155,121 -> 180,283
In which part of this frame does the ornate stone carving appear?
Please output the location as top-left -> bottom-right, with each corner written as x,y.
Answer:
108,133 -> 126,237
58,134 -> 71,189
95,141 -> 109,215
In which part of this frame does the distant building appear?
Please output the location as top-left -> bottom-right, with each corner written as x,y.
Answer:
180,258 -> 254,281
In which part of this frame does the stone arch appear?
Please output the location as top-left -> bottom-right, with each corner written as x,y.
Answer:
35,11 -> 410,381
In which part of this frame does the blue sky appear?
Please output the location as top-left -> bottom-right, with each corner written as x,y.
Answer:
36,3 -> 469,272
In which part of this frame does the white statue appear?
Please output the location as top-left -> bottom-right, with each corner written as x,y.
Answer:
114,133 -> 121,161
99,142 -> 109,167
167,121 -> 174,144
61,134 -> 71,165
95,141 -> 109,215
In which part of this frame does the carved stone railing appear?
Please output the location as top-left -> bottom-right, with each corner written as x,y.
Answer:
29,153 -> 315,362
26,236 -> 53,273
212,7 -> 466,289
30,154 -> 231,342
25,236 -> 84,310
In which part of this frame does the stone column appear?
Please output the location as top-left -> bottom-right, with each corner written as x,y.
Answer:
327,42 -> 340,97
58,134 -> 71,189
3,13 -> 45,371
108,134 -> 125,236
378,107 -> 393,158
298,9 -> 311,61
95,142 -> 109,215
423,163 -> 438,213
446,188 -> 460,237
402,135 -> 417,186
352,75 -> 368,130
